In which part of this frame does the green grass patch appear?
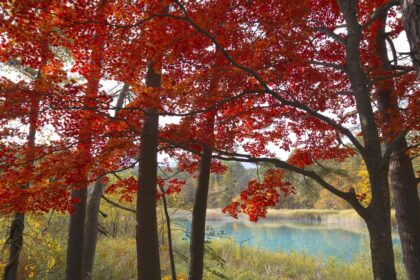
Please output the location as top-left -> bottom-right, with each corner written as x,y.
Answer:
89,236 -> 406,280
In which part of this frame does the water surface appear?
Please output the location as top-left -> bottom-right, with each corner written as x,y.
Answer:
177,219 -> 401,262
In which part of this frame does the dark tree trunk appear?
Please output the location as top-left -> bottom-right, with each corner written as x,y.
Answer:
66,188 -> 88,280
136,64 -> 161,280
159,187 -> 177,280
390,145 -> 420,279
366,212 -> 398,280
83,84 -> 129,280
2,213 -> 25,280
3,74 -> 40,280
83,180 -> 103,280
66,3 -> 107,277
399,0 -> 420,79
373,11 -> 420,279
188,147 -> 212,280
364,167 -> 397,280
65,69 -> 98,280
335,1 -> 397,278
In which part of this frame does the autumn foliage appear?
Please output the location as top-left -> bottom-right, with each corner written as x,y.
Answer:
0,0 -> 417,219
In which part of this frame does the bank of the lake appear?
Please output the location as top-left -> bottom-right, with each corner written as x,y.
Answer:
91,237 -> 406,280
1,209 -> 404,279
175,214 -> 401,262
172,208 -> 397,227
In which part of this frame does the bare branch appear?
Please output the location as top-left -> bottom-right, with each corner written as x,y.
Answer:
314,27 -> 346,45
101,195 -> 136,213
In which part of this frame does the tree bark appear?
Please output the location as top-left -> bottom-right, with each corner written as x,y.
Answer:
66,188 -> 88,280
389,144 -> 420,279
364,163 -> 396,280
83,180 -> 103,280
366,210 -> 399,280
159,186 -> 177,280
188,147 -> 212,280
83,84 -> 129,280
65,3 -> 107,278
373,10 -> 420,279
399,0 -> 420,79
336,1 -> 397,278
3,70 -> 40,280
136,63 -> 161,280
2,213 -> 25,280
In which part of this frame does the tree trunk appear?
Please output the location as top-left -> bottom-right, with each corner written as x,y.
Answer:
335,2 -> 397,278
363,166 -> 397,280
159,187 -> 177,280
3,70 -> 40,280
366,212 -> 398,280
390,145 -> 420,279
371,166 -> 398,279
373,11 -> 420,279
379,90 -> 420,279
2,213 -> 25,280
136,63 -> 161,280
399,0 -> 420,79
83,84 -> 129,280
83,180 -> 103,280
66,3 -> 107,278
365,166 -> 396,280
188,147 -> 212,280
66,188 -> 88,280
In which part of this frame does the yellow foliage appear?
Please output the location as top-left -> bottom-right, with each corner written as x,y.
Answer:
0,214 -> 65,279
162,275 -> 187,280
355,165 -> 372,207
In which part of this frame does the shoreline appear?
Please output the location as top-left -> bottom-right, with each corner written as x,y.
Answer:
171,208 -> 397,228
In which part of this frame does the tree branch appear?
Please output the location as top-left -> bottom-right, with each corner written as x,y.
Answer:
209,149 -> 368,218
101,195 -> 136,213
313,27 -> 346,45
169,0 -> 365,155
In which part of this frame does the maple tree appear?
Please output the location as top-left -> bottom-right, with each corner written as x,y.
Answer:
156,1 -> 418,279
0,1 -> 419,280
368,7 -> 420,278
83,83 -> 129,280
0,2 -> 71,279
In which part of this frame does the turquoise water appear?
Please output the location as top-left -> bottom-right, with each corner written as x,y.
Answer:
177,219 -> 401,262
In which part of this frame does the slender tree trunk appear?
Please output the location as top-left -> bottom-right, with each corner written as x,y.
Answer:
3,71 -> 40,280
65,3 -> 107,279
2,213 -> 25,280
83,180 -> 103,280
372,11 -> 420,279
159,187 -> 177,280
136,63 -> 161,280
66,78 -> 97,280
66,188 -> 88,280
399,0 -> 420,79
188,147 -> 212,280
83,84 -> 129,280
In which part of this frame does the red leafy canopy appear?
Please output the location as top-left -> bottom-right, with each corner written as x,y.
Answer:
223,169 -> 294,222
0,0 -> 417,216
105,176 -> 186,202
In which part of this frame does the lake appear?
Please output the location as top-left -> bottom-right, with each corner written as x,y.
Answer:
176,219 -> 401,262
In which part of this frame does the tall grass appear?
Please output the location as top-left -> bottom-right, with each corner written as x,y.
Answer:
89,237 -> 406,280
0,209 -> 400,279
200,239 -> 406,280
92,238 -> 137,280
